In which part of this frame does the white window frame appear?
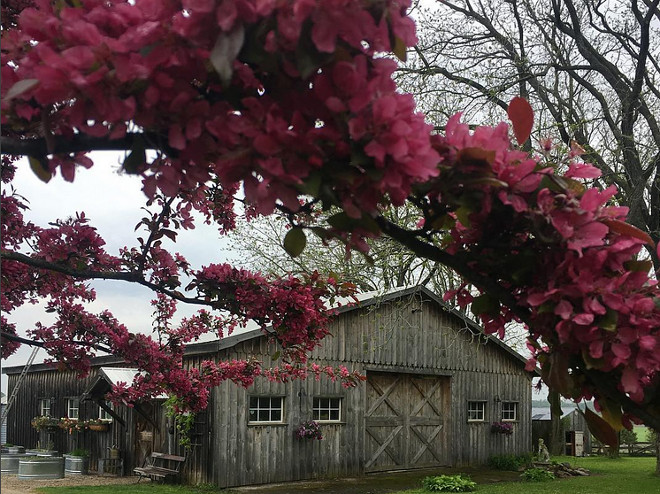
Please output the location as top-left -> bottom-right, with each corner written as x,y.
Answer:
501,401 -> 518,422
467,401 -> 486,422
66,398 -> 80,420
248,396 -> 284,424
39,398 -> 51,417
98,401 -> 113,421
312,397 -> 342,423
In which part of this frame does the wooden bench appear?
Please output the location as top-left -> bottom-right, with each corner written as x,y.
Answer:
133,452 -> 185,483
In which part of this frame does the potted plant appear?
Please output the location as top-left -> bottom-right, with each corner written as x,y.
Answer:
491,421 -> 514,435
31,416 -> 59,432
4,443 -> 26,454
64,448 -> 89,475
295,420 -> 323,440
27,441 -> 58,456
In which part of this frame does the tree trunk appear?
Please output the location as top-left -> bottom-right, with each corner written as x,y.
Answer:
548,390 -> 564,456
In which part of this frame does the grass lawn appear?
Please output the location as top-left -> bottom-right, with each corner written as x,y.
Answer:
633,425 -> 654,442
33,457 -> 659,494
391,456 -> 659,494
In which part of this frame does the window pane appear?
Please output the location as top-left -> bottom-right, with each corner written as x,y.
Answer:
249,397 -> 258,409
258,410 -> 269,421
271,409 -> 281,422
259,397 -> 271,408
249,410 -> 257,421
330,410 -> 339,421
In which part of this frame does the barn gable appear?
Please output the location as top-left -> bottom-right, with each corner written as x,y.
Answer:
3,285 -> 533,487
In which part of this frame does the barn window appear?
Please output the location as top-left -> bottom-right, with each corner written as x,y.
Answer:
66,398 -> 80,420
501,402 -> 518,421
39,398 -> 51,417
248,396 -> 284,424
312,397 -> 342,422
467,401 -> 486,422
98,401 -> 113,421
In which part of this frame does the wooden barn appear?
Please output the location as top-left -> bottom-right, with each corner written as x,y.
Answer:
3,286 -> 534,487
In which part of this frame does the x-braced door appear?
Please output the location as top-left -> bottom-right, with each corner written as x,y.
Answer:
364,372 -> 450,472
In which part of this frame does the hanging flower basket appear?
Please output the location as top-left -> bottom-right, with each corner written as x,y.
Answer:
295,420 -> 323,440
490,421 -> 514,435
31,416 -> 59,432
88,423 -> 109,432
59,418 -> 85,434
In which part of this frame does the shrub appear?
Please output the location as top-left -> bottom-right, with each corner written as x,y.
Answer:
521,467 -> 555,482
422,474 -> 477,492
620,429 -> 638,447
488,453 -> 532,471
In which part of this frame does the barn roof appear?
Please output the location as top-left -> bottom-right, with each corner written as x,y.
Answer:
3,285 -> 534,375
184,285 -> 534,372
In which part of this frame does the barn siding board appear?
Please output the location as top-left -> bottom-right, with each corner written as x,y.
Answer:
4,286 -> 533,487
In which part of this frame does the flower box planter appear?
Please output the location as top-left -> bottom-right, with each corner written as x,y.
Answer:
18,456 -> 65,479
6,446 -> 26,454
88,424 -> 109,432
64,455 -> 89,475
1,454 -> 36,474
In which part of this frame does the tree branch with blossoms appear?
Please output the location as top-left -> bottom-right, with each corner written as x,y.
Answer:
1,0 -> 659,440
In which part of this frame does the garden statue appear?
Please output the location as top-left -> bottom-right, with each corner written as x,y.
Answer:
537,438 -> 551,463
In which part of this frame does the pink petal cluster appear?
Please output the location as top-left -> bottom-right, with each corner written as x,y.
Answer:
432,116 -> 659,413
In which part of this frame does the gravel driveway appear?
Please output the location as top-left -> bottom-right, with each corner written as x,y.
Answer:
1,473 -> 144,494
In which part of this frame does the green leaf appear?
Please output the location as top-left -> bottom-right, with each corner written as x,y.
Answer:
28,156 -> 52,183
582,407 -> 619,448
283,228 -> 306,258
455,206 -> 472,228
3,79 -> 40,102
298,173 -> 322,197
471,293 -> 500,318
597,308 -> 618,332
599,399 -> 625,432
271,350 -> 281,362
542,353 -> 573,396
123,140 -> 146,174
327,212 -> 352,230
392,36 -> 407,62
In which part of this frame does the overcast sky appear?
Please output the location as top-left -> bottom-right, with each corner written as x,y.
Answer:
1,153 -> 239,393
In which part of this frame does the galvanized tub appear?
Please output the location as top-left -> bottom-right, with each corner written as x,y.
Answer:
64,455 -> 89,475
1,454 -> 36,474
18,456 -> 65,479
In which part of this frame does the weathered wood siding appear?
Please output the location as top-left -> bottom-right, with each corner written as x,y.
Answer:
4,367 -> 138,472
193,291 -> 532,487
5,288 -> 533,487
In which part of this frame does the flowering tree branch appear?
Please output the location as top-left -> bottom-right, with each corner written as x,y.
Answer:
1,0 -> 658,438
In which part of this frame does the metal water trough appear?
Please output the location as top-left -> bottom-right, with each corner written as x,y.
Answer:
1,454 -> 36,474
64,455 -> 89,475
17,456 -> 65,479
